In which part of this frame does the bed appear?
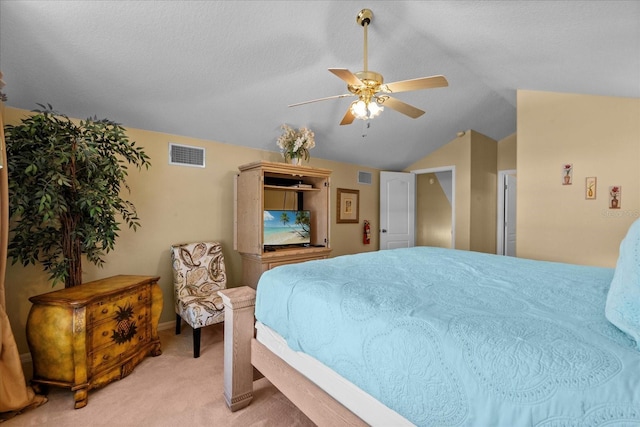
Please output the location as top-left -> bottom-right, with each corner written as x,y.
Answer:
219,221 -> 640,426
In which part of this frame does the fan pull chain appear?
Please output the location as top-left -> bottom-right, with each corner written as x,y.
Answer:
362,120 -> 371,138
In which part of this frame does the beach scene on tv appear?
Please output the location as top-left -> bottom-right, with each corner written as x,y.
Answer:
264,210 -> 311,246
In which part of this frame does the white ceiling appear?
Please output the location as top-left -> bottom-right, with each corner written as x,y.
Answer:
1,1 -> 638,170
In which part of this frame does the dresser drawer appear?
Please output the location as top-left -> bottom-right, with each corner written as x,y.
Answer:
88,285 -> 150,323
90,327 -> 149,373
91,305 -> 150,348
268,256 -> 326,269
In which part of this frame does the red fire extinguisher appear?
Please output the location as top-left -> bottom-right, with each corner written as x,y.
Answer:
363,220 -> 371,245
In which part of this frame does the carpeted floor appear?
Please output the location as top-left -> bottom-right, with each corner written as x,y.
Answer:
3,323 -> 314,426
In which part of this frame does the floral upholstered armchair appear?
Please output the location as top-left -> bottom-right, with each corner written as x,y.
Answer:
171,241 -> 227,358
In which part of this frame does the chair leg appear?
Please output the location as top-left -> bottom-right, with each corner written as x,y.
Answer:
175,313 -> 181,335
193,327 -> 201,358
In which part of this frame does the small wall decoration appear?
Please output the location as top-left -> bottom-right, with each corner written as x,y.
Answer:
585,177 -> 597,200
562,163 -> 573,185
337,188 -> 359,223
609,186 -> 621,209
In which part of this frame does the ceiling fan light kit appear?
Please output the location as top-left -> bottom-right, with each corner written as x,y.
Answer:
289,9 -> 448,126
350,98 -> 384,120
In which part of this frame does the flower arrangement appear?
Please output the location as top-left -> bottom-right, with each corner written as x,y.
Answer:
276,124 -> 315,162
562,163 -> 573,185
610,186 -> 621,209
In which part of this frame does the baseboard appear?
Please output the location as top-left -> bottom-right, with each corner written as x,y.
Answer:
158,320 -> 175,331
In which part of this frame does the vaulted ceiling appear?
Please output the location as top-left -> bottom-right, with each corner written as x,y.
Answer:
1,1 -> 638,170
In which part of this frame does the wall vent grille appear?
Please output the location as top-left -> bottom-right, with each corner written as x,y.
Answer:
169,143 -> 205,168
358,170 -> 372,185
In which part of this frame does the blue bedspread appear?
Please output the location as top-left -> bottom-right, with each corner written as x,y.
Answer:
255,247 -> 640,426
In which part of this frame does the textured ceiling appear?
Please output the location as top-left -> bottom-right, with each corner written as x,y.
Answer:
1,1 -> 638,170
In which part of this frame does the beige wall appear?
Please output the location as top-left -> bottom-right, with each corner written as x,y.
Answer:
517,90 -> 640,267
498,132 -> 517,171
408,132 -> 472,249
3,106 -> 379,353
407,130 -> 497,252
307,157 -> 379,258
470,131 -> 498,254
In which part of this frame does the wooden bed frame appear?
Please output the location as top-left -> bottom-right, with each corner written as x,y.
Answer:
218,287 -> 367,426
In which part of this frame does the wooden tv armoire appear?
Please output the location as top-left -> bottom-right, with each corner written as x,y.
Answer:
235,161 -> 332,288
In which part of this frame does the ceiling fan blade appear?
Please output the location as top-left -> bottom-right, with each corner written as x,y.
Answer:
339,108 -> 356,126
377,96 -> 425,119
329,68 -> 364,87
289,93 -> 354,107
382,75 -> 448,93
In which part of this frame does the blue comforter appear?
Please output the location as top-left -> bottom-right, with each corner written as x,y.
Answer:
255,247 -> 640,426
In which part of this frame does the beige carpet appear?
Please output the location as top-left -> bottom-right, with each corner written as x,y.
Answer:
3,323 -> 314,426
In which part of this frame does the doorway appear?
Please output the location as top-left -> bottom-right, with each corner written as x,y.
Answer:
413,166 -> 456,249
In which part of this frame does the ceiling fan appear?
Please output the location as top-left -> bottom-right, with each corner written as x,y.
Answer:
289,9 -> 448,125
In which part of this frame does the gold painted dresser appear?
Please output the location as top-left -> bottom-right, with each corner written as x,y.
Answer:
26,275 -> 163,408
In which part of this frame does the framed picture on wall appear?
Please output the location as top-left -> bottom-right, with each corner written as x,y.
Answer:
337,188 -> 359,223
562,163 -> 573,185
585,177 -> 597,200
609,186 -> 621,209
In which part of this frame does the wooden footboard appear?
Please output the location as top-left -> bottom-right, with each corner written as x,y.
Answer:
218,287 -> 366,426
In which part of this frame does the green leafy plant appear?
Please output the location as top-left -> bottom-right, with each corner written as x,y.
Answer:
4,104 -> 151,288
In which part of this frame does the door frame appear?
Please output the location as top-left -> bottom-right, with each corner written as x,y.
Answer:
496,169 -> 517,255
410,166 -> 456,249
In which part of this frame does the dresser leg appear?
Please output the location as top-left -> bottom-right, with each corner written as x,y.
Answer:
150,339 -> 163,356
73,387 -> 88,409
31,382 -> 49,395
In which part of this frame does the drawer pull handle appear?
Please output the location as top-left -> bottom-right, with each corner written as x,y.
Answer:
102,308 -> 108,314
102,355 -> 109,361
138,295 -> 143,301
102,331 -> 109,337
138,315 -> 144,320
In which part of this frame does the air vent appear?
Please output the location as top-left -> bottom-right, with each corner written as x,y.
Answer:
358,170 -> 372,185
169,143 -> 205,168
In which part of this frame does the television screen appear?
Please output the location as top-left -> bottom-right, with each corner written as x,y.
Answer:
263,210 -> 311,247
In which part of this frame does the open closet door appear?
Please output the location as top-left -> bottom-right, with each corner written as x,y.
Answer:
497,170 -> 517,256
504,173 -> 517,256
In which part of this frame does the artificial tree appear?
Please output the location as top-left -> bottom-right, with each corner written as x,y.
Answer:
4,105 -> 151,288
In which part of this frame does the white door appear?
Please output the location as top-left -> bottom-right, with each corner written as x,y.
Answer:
504,173 -> 517,256
380,171 -> 415,250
